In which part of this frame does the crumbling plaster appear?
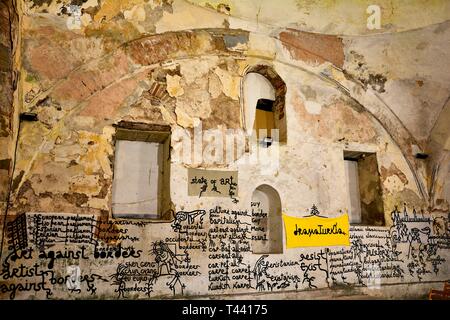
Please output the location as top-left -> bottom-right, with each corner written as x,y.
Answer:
5,1 -> 447,250
0,0 -> 449,300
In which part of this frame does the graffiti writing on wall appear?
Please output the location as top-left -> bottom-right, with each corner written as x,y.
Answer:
0,204 -> 449,299
328,205 -> 449,286
0,246 -> 108,299
188,168 -> 238,203
283,212 -> 350,248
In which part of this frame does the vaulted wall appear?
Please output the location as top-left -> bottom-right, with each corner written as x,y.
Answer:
0,0 -> 449,300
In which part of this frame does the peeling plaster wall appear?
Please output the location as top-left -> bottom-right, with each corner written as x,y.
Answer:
342,22 -> 450,146
0,0 -> 449,300
186,0 -> 450,36
427,98 -> 450,213
0,0 -> 18,221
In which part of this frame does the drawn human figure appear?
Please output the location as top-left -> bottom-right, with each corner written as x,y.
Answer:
392,265 -> 404,279
210,179 -> 221,194
354,264 -> 364,285
390,220 -> 408,244
151,241 -> 185,294
110,264 -> 128,298
406,227 -> 430,258
351,239 -> 367,263
424,242 -> 438,258
171,211 -> 187,231
253,255 -> 269,291
171,210 -> 206,232
199,180 -> 208,198
432,217 -> 447,236
302,271 -> 317,289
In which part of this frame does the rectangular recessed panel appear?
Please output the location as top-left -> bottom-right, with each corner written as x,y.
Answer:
112,140 -> 161,218
344,159 -> 362,224
187,168 -> 238,200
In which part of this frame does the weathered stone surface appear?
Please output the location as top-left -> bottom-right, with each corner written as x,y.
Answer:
25,35 -> 81,82
0,0 -> 449,302
279,29 -> 345,67
0,0 -> 15,206
51,51 -> 131,107
165,74 -> 184,97
203,93 -> 240,130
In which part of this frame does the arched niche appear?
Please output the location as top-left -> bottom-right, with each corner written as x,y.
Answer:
251,184 -> 283,254
243,73 -> 275,135
242,65 -> 287,143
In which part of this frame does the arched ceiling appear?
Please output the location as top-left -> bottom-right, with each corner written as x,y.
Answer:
180,0 -> 450,148
186,0 -> 450,36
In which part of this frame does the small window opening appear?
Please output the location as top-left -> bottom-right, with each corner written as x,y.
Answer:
254,98 -> 275,146
111,122 -> 171,219
344,151 -> 385,226
242,66 -> 287,145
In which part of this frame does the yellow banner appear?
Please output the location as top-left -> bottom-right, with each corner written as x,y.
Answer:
283,213 -> 350,248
